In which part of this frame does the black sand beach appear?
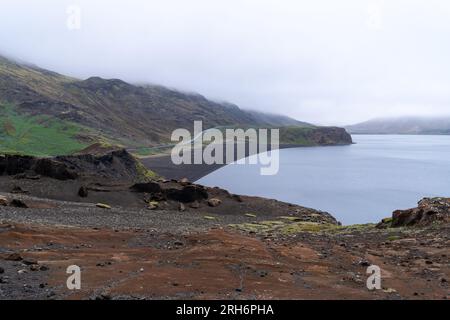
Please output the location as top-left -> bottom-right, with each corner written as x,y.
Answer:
139,143 -> 307,181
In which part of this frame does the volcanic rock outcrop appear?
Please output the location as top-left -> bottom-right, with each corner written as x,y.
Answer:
377,197 -> 450,228
391,197 -> 450,227
0,149 -> 153,183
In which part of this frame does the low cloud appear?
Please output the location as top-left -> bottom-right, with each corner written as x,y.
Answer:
1,0 -> 450,125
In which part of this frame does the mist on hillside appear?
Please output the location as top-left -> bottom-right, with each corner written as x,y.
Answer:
1,0 -> 450,125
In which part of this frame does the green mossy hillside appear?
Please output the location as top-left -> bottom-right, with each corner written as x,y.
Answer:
0,104 -> 88,156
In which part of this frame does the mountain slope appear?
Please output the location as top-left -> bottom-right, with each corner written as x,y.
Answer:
0,55 -> 351,156
346,117 -> 450,135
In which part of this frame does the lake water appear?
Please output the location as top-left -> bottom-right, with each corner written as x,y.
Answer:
197,135 -> 450,225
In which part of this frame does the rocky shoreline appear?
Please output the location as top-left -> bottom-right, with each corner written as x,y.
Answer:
0,150 -> 448,300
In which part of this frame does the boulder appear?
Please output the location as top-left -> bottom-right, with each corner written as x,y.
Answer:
165,185 -> 208,203
78,186 -> 89,198
22,258 -> 38,266
130,182 -> 162,193
9,199 -> 28,208
0,196 -> 8,206
189,201 -> 200,209
391,197 -> 450,227
5,253 -> 23,261
208,198 -> 222,207
179,178 -> 190,186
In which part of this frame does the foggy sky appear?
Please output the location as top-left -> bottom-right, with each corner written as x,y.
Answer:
1,0 -> 450,125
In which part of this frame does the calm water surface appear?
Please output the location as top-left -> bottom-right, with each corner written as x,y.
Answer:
197,135 -> 450,225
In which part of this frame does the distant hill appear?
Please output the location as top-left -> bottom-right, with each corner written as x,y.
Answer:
346,117 -> 450,135
0,55 -> 351,156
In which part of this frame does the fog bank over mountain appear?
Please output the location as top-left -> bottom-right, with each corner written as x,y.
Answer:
346,116 -> 450,135
1,0 -> 450,125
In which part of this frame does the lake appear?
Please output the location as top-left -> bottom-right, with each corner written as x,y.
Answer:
197,135 -> 450,225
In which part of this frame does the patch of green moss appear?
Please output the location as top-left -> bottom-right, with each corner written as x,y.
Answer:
260,220 -> 286,226
387,235 -> 401,241
279,216 -> 303,222
229,219 -> 379,236
230,220 -> 336,235
279,222 -> 338,234
317,223 -> 380,236
0,104 -> 88,156
135,160 -> 160,181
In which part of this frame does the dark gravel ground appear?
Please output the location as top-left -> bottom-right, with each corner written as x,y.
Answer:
0,193 -> 321,234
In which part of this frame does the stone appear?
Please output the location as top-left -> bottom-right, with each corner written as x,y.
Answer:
78,186 -> 89,198
178,203 -> 186,212
96,203 -> 111,209
39,265 -> 49,271
208,198 -> 222,207
166,185 -> 208,203
22,258 -> 38,265
179,178 -> 190,185
30,264 -> 40,271
130,182 -> 162,193
189,201 -> 200,209
5,253 -> 23,261
357,259 -> 371,267
150,192 -> 166,201
100,294 -> 112,300
9,199 -> 28,208
0,195 -> 8,206
148,201 -> 159,210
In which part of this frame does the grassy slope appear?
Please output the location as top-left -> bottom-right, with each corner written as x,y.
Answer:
0,104 -> 88,156
0,103 -> 345,158
0,56 -> 350,157
278,126 -> 317,145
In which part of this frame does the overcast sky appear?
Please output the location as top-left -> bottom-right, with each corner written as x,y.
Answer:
1,0 -> 450,125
